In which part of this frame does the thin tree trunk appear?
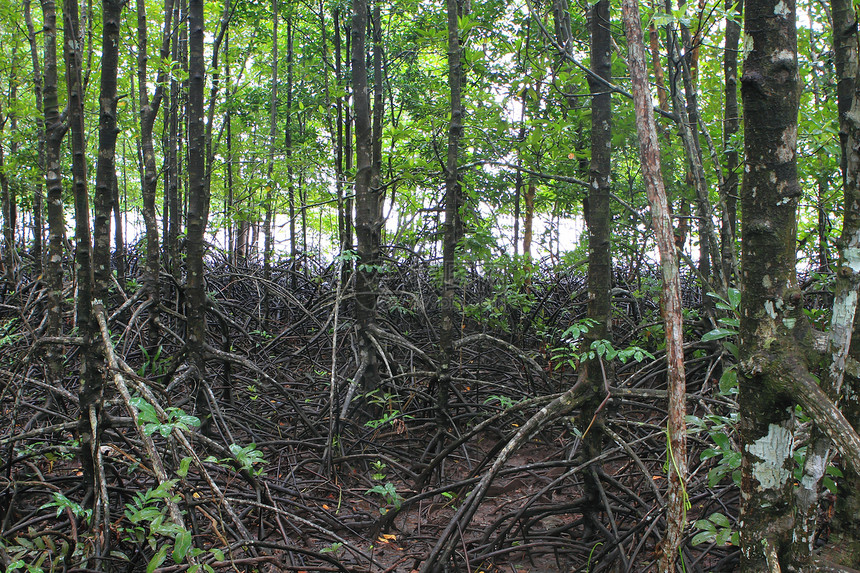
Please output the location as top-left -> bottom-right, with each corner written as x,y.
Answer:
287,14 -> 297,285
264,0 -> 278,323
41,0 -> 66,381
187,0 -> 211,432
0,101 -> 12,284
64,0 -> 104,530
620,0 -> 687,570
721,0 -> 742,283
352,0 -> 382,396
113,171 -> 124,285
93,0 -> 121,302
522,182 -> 534,259
793,0 -> 860,564
24,0 -> 44,272
138,0 -> 174,357
165,0 -> 182,275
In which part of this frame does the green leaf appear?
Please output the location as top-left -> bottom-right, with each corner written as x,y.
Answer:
178,457 -> 193,478
702,328 -> 736,342
719,369 -> 738,395
710,512 -> 731,528
691,530 -> 715,546
173,529 -> 192,564
728,287 -> 741,309
147,546 -> 168,573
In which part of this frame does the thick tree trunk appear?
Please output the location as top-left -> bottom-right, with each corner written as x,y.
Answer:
620,0 -> 688,570
737,0 -> 803,567
440,0 -> 465,448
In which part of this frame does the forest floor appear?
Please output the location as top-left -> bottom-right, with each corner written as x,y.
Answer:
0,251 -> 836,572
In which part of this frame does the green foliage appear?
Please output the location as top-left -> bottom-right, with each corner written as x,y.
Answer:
366,482 -> 404,513
130,397 -> 201,437
688,413 -> 741,487
228,443 -> 266,476
40,492 -> 91,523
122,479 -> 202,571
550,318 -> 655,371
692,512 -> 738,547
366,461 -> 404,513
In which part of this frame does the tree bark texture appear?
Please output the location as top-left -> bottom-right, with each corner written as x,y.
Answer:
63,0 -> 103,525
137,0 -> 174,356
620,0 -> 688,570
24,0 -> 44,271
722,0 -> 742,283
187,0 -> 211,426
41,0 -> 66,381
738,0 -> 804,567
440,0 -> 465,441
93,0 -> 121,302
352,0 -> 382,395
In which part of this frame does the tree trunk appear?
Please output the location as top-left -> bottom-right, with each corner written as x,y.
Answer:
24,0 -> 44,272
721,0 -> 741,284
352,0 -> 382,397
40,0 -> 65,381
439,0 -> 465,453
93,0 -> 121,302
64,0 -> 104,530
522,182 -> 534,259
792,0 -> 860,564
137,0 -> 174,358
586,0 -> 613,534
264,0 -> 278,324
165,0 -> 183,276
620,0 -> 688,570
737,0 -> 803,566
187,0 -> 211,432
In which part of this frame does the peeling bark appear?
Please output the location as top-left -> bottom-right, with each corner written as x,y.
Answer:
620,0 -> 688,570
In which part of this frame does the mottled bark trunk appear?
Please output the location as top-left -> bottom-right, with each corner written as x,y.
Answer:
792,0 -> 860,565
620,0 -> 687,570
737,0 -> 802,567
440,0 -> 464,439
41,0 -> 65,381
93,0 -> 121,302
